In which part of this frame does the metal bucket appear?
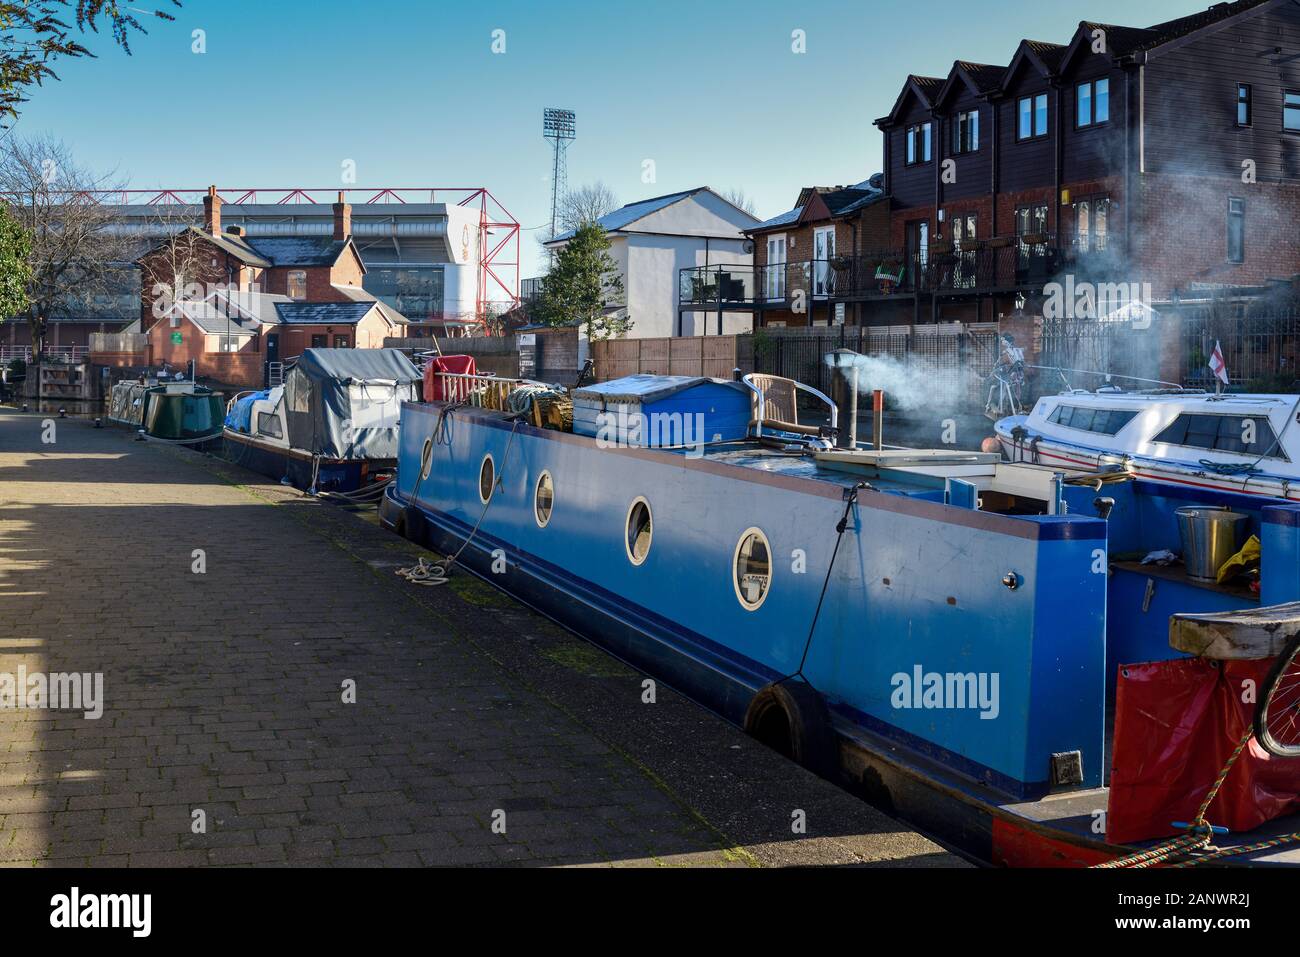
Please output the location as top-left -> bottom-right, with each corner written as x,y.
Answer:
1175,507 -> 1250,582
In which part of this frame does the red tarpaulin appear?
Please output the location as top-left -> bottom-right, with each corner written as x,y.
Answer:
423,355 -> 476,402
1107,657 -> 1300,844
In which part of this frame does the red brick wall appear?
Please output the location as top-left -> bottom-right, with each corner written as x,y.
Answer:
994,187 -> 1057,239
890,206 -> 935,250
1134,171 -> 1300,297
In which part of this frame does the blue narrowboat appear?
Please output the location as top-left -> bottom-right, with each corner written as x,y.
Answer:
381,369 -> 1300,866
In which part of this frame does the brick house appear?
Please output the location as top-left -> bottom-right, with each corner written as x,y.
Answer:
736,177 -> 890,328
136,186 -> 405,387
682,0 -> 1300,336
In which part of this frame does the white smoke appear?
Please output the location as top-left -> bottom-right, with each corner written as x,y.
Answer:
824,351 -> 965,412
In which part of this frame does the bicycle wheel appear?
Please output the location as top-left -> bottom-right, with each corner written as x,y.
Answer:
1255,631 -> 1300,758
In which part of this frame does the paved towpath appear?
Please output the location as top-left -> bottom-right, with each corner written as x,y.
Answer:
0,408 -> 962,867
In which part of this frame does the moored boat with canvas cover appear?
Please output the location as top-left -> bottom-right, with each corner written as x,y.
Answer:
222,348 -> 421,494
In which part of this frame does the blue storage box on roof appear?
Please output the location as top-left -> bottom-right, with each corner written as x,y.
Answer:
572,375 -> 750,447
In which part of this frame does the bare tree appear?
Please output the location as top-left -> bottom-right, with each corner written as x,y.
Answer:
136,201 -> 207,327
0,135 -> 134,354
558,181 -> 619,233
720,187 -> 757,217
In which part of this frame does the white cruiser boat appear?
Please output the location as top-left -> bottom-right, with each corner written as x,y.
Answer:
995,390 -> 1300,501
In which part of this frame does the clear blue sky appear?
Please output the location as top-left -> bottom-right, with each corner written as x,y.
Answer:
23,0 -> 1200,278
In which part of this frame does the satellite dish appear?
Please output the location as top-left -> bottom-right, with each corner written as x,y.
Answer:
742,240 -> 754,254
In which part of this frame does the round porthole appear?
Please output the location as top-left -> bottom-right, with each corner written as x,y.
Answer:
419,438 -> 433,480
733,527 -> 772,611
478,453 -> 495,504
625,497 -> 652,566
534,470 -> 554,528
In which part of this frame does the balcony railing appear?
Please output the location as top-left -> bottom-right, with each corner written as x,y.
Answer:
679,260 -> 844,306
679,237 -> 1063,306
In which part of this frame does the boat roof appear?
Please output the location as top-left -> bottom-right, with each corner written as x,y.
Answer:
574,374 -> 745,404
1046,391 -> 1297,408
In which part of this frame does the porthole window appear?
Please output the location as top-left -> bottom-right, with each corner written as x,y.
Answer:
534,470 -> 554,528
625,497 -> 652,566
478,453 -> 495,504
420,438 -> 433,480
733,528 -> 772,611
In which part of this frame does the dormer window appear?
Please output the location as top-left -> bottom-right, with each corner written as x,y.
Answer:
953,110 -> 979,153
905,122 -> 932,165
1017,94 -> 1048,140
1076,79 -> 1109,128
287,270 -> 307,300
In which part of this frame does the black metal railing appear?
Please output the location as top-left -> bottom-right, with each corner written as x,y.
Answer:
833,237 -> 1059,297
678,237 -> 1062,306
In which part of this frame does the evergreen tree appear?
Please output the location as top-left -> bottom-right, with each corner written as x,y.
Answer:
536,223 -> 632,341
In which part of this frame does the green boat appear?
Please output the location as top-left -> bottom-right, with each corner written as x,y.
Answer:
109,380 -> 224,441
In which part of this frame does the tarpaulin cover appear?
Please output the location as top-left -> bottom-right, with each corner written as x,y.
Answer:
283,349 -> 421,459
423,354 -> 476,401
1107,657 -> 1300,844
224,390 -> 269,433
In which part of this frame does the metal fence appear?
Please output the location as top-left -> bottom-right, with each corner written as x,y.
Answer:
1036,317 -> 1170,394
751,323 -> 1001,409
1179,306 -> 1300,392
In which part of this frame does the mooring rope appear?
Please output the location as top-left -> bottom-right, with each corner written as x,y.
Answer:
1094,726 -> 1289,868
395,409 -> 524,588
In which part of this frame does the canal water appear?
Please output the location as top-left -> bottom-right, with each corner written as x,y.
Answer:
2,399 -> 107,419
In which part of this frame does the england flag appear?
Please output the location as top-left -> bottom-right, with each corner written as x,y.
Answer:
1208,340 -> 1230,386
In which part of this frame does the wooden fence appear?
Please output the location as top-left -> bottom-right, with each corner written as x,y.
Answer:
592,335 -> 752,382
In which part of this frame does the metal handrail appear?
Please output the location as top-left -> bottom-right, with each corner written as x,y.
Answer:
435,371 -> 548,411
1025,364 -> 1190,393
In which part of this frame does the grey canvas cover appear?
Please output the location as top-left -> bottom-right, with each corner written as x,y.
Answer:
283,349 -> 422,459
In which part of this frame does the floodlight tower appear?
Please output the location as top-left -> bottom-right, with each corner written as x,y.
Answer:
543,108 -> 576,256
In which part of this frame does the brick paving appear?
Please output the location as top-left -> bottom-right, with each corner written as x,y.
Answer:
0,409 -> 961,867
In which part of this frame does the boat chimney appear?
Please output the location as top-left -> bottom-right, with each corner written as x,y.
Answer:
872,389 -> 884,451
826,349 -> 859,449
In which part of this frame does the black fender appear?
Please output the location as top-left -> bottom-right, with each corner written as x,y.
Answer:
743,680 -> 838,778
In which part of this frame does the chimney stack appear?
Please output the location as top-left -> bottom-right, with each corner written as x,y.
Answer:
203,185 -> 221,234
332,190 -> 352,240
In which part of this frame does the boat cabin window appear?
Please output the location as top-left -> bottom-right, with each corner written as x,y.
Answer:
733,528 -> 772,611
256,412 -> 282,438
625,497 -> 652,566
1153,413 -> 1282,457
478,454 -> 495,504
1048,404 -> 1137,436
534,470 -> 554,528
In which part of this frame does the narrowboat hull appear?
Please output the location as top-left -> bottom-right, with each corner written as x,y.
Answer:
382,399 -> 1300,867
222,429 -> 390,493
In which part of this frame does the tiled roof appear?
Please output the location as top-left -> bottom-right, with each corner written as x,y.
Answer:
330,283 -> 407,325
749,206 -> 803,231
272,301 -> 377,326
1077,22 -> 1157,56
1142,0 -> 1273,50
954,61 -> 1007,93
245,238 -> 350,267
1024,39 -> 1067,71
